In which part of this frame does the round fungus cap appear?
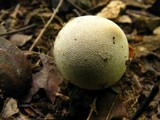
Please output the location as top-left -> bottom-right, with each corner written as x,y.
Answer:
54,15 -> 129,89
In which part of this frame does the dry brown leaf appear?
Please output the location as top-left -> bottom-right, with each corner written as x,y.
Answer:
10,34 -> 32,47
24,108 -> 37,117
0,24 -> 7,34
153,26 -> 160,35
115,15 -> 132,24
123,0 -> 154,9
96,0 -> 126,19
90,89 -> 128,119
24,8 -> 47,25
40,54 -> 63,102
16,113 -> 30,120
45,113 -> 55,119
1,98 -> 19,118
151,114 -> 159,120
26,54 -> 63,103
139,54 -> 160,76
110,100 -> 128,119
10,4 -> 21,19
126,10 -> 160,33
129,44 -> 135,59
127,34 -> 144,42
134,35 -> 160,56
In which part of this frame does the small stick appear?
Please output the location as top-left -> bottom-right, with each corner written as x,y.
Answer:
105,95 -> 117,120
73,9 -> 81,16
86,97 -> 97,120
66,0 -> 89,15
87,0 -> 110,12
23,50 -> 54,60
131,83 -> 159,120
0,23 -> 37,36
29,0 -> 63,51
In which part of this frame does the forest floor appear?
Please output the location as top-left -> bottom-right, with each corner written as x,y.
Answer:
0,0 -> 160,120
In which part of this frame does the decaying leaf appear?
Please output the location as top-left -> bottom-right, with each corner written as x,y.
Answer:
134,35 -> 160,56
16,113 -> 30,120
140,54 -> 160,76
26,54 -> 63,103
0,24 -> 7,34
45,113 -> 55,119
123,0 -> 154,9
151,114 -> 159,120
153,26 -> 160,35
126,10 -> 160,33
10,34 -> 32,47
90,89 -> 128,120
110,100 -> 128,119
129,44 -> 135,59
115,15 -> 132,24
127,34 -> 144,42
10,4 -> 21,19
0,0 -> 160,119
23,108 -> 37,118
1,98 -> 19,118
97,0 -> 126,19
24,8 -> 49,25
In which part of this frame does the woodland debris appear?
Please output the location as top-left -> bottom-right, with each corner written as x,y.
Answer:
97,0 -> 126,19
1,98 -> 19,118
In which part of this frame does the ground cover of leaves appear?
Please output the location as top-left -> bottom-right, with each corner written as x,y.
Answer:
0,0 -> 160,120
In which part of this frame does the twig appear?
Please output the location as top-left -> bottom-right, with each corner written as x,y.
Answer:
29,0 -> 63,51
66,0 -> 89,15
87,0 -> 110,12
55,92 -> 70,101
86,97 -> 97,120
105,94 -> 117,120
131,83 -> 159,120
0,23 -> 37,36
73,9 -> 81,16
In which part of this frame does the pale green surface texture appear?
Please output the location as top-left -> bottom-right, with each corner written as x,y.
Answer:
54,15 -> 129,89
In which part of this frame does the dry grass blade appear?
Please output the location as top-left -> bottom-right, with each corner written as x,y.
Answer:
29,0 -> 63,51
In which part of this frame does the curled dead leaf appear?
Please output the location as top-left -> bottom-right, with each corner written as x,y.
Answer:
97,0 -> 126,19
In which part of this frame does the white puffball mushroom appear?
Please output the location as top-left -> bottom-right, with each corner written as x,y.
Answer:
53,15 -> 129,89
